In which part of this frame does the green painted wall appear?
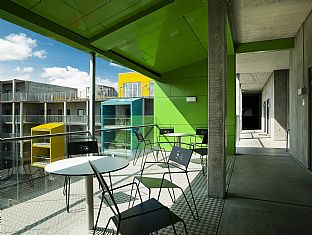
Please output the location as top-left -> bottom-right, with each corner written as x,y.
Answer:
154,59 -> 208,146
154,16 -> 236,154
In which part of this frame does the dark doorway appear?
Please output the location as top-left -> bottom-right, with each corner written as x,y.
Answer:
242,93 -> 261,130
266,99 -> 270,135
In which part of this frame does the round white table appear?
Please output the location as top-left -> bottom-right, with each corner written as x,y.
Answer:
45,155 -> 129,230
163,132 -> 194,146
45,155 -> 129,176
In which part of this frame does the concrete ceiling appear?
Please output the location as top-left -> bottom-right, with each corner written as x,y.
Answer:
229,0 -> 312,93
237,50 -> 290,92
228,0 -> 312,43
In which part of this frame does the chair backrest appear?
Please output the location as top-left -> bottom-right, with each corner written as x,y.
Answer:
67,139 -> 98,157
134,130 -> 145,143
89,161 -> 120,218
202,132 -> 208,145
168,146 -> 193,168
159,128 -> 174,135
196,128 -> 208,136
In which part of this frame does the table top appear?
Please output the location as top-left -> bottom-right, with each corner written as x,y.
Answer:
45,155 -> 129,176
163,132 -> 194,137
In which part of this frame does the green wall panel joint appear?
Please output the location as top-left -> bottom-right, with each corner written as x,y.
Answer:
89,0 -> 175,42
235,38 -> 294,54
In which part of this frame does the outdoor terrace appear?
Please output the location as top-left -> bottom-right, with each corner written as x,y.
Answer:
0,152 -> 234,235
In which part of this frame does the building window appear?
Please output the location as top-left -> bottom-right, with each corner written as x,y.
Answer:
149,81 -> 154,97
57,109 -> 63,115
123,82 -> 141,97
77,109 -> 84,116
66,109 -> 70,115
47,109 -> 52,115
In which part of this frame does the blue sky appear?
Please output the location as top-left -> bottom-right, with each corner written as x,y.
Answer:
0,19 -> 131,91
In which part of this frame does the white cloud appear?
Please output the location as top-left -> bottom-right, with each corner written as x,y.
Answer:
109,62 -> 124,68
33,50 -> 47,59
0,33 -> 46,61
41,66 -> 117,92
15,66 -> 34,72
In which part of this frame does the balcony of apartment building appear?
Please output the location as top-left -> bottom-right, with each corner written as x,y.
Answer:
1,114 -> 101,125
0,90 -> 82,102
1,1 -> 312,235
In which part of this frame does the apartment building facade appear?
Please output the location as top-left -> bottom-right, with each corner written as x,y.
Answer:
0,79 -> 117,169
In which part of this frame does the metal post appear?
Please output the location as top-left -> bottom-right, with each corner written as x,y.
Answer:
86,52 -> 96,230
44,102 -> 47,123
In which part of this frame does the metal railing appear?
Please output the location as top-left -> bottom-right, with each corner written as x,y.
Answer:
2,115 -> 101,125
1,91 -> 116,102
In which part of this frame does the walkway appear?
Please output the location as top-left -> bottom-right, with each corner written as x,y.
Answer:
236,130 -> 288,156
218,154 -> 312,235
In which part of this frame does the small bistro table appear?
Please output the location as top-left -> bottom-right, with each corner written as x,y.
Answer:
163,132 -> 194,146
45,155 -> 129,230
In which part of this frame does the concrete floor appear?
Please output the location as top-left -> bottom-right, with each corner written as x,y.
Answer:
236,130 -> 288,156
2,130 -> 312,235
218,130 -> 312,235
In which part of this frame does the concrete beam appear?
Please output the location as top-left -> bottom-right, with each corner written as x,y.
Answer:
208,0 -> 227,198
235,38 -> 294,54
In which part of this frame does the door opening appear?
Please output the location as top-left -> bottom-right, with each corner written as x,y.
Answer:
242,93 -> 261,130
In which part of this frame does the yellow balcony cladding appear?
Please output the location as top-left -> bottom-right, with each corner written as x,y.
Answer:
31,123 -> 65,168
118,72 -> 153,97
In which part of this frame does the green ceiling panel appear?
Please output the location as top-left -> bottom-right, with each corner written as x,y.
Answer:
30,1 -> 84,27
62,0 -> 111,15
1,0 -> 209,77
11,0 -> 40,9
163,59 -> 207,79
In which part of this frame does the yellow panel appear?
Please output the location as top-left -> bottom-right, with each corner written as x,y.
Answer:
118,72 -> 153,97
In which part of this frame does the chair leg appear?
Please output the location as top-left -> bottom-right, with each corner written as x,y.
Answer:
116,222 -> 121,235
185,174 -> 199,220
181,219 -> 188,235
108,172 -> 113,194
200,155 -> 205,176
93,193 -> 104,235
102,217 -> 112,235
140,148 -> 147,169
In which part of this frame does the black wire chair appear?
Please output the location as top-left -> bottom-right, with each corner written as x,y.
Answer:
63,137 -> 99,212
133,130 -> 166,168
133,145 -> 199,220
193,130 -> 208,175
89,160 -> 188,235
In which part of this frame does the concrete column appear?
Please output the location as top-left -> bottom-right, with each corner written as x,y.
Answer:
63,101 -> 67,125
208,0 -> 226,198
86,52 -> 96,230
44,102 -> 47,123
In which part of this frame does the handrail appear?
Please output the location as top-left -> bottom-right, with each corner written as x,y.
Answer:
0,124 -> 158,143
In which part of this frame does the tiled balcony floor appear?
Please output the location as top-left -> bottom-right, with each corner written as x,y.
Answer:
1,154 -> 229,235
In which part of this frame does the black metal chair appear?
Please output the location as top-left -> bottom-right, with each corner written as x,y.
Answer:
89,160 -> 188,235
133,145 -> 199,220
63,138 -> 99,212
133,130 -> 166,167
193,129 -> 208,176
